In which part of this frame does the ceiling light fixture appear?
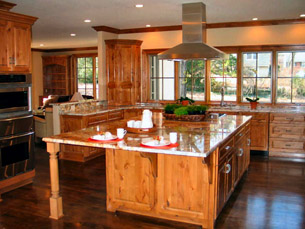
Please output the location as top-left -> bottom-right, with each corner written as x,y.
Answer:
135,4 -> 143,8
300,14 -> 305,17
70,33 -> 76,37
146,24 -> 151,27
84,19 -> 91,23
252,18 -> 258,21
39,44 -> 44,47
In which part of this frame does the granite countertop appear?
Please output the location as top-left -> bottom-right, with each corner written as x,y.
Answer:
43,113 -> 251,158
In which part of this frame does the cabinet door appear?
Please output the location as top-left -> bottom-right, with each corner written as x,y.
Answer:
250,120 -> 268,151
226,154 -> 234,199
0,19 -> 10,72
217,160 -> 226,215
10,22 -> 32,73
236,141 -> 245,180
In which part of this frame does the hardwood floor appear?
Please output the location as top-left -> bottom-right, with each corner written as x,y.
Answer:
1,144 -> 305,229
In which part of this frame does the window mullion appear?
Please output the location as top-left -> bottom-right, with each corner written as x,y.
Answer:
291,52 -> 294,103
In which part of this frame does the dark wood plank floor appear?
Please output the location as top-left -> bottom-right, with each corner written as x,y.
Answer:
1,144 -> 305,229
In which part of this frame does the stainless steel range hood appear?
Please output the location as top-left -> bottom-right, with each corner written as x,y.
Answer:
158,2 -> 226,60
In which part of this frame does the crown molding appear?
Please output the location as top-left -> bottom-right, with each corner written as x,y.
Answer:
93,18 -> 305,34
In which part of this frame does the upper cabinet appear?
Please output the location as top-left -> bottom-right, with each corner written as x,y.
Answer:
106,39 -> 142,105
0,9 -> 37,73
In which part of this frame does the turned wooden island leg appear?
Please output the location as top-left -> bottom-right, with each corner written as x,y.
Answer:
47,142 -> 63,219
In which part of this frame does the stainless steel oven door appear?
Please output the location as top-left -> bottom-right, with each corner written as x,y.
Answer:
0,87 -> 31,113
0,132 -> 34,180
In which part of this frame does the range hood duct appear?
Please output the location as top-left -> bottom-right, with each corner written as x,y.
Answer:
158,2 -> 227,60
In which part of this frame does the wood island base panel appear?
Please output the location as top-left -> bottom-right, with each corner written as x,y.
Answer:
43,113 -> 251,228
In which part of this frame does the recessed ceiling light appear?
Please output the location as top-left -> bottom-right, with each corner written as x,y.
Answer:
300,14 -> 305,18
39,44 -> 44,47
135,4 -> 143,8
84,19 -> 91,23
146,24 -> 151,27
70,33 -> 76,37
252,18 -> 258,21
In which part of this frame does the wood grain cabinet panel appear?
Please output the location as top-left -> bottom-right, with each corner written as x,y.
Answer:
269,113 -> 305,158
0,12 -> 36,73
106,39 -> 142,105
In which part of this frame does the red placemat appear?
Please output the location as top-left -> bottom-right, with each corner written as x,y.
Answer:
140,143 -> 179,149
88,138 -> 123,143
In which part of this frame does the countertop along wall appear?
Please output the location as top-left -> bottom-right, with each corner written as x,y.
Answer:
96,23 -> 305,101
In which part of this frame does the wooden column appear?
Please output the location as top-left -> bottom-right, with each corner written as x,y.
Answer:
47,142 -> 63,220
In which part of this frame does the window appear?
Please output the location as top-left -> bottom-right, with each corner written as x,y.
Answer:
210,54 -> 237,101
277,51 -> 305,103
179,60 -> 205,101
242,52 -> 272,103
149,55 -> 175,100
76,55 -> 98,99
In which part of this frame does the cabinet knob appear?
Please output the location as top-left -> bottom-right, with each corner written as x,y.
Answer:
225,146 -> 231,151
237,148 -> 244,157
224,164 -> 231,174
247,139 -> 251,146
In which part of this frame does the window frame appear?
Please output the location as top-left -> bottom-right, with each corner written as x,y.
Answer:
143,45 -> 305,106
73,53 -> 98,99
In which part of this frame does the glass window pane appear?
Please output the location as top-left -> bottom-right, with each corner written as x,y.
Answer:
85,57 -> 93,68
293,52 -> 305,77
193,78 -> 205,101
224,78 -> 237,101
179,77 -> 192,99
292,78 -> 305,103
277,78 -> 291,103
163,79 -> 175,100
278,52 -> 292,78
243,53 -> 256,78
211,59 -> 223,77
163,60 -> 174,78
257,78 -> 271,102
192,60 -> 205,77
242,78 -> 256,102
258,53 -> 272,77
77,58 -> 85,67
210,78 -> 223,101
224,54 -> 237,78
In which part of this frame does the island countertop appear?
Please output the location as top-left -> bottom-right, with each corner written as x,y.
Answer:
43,113 -> 251,158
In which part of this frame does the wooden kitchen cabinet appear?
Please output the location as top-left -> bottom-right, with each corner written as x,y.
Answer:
106,39 -> 142,105
0,11 -> 37,73
269,113 -> 305,158
240,112 -> 269,151
42,55 -> 74,96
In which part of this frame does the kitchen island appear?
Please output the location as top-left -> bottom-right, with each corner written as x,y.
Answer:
43,113 -> 251,228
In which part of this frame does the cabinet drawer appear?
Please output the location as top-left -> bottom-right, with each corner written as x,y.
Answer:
269,138 -> 305,151
270,124 -> 305,139
219,138 -> 234,161
270,113 -> 305,123
235,127 -> 246,144
241,112 -> 268,121
88,113 -> 108,126
108,110 -> 124,121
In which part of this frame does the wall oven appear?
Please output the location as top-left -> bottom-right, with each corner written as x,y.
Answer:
0,74 -> 32,114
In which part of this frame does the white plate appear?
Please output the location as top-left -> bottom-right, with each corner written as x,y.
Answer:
141,139 -> 170,147
91,134 -> 117,141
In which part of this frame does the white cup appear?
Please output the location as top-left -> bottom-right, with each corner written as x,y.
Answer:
117,128 -> 127,139
169,132 -> 178,144
134,121 -> 142,128
127,120 -> 135,128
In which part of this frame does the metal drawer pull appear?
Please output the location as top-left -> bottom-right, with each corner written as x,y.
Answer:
239,133 -> 243,137
285,144 -> 291,147
247,139 -> 251,146
286,129 -> 292,132
225,146 -> 231,151
237,148 -> 244,157
285,117 -> 293,121
224,164 -> 231,174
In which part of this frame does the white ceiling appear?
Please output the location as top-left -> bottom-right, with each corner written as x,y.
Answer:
6,0 -> 305,49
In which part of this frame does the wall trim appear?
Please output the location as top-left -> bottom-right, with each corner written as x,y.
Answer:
31,46 -> 98,53
92,18 -> 305,34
